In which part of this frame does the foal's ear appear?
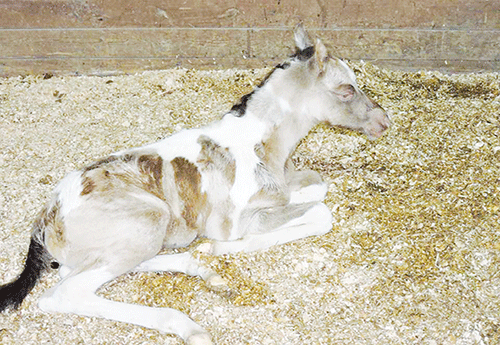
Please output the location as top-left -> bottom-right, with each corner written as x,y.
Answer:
314,39 -> 329,72
294,23 -> 312,51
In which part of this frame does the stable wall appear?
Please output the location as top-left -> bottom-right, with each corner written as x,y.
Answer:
0,0 -> 499,76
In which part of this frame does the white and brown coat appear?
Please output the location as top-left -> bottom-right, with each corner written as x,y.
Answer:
0,25 -> 390,345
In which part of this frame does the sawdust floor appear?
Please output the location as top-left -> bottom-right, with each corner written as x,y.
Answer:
0,63 -> 499,345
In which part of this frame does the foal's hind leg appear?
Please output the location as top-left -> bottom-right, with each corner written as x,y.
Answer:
134,252 -> 228,291
38,267 -> 213,345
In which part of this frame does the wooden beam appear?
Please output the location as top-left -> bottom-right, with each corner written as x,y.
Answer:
0,1 -> 498,75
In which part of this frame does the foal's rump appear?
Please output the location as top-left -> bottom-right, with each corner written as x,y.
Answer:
56,194 -> 170,275
43,152 -> 190,275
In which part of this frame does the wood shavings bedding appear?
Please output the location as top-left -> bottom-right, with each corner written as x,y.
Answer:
0,64 -> 499,344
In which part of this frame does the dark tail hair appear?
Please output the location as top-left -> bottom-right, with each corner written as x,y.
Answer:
0,234 -> 52,312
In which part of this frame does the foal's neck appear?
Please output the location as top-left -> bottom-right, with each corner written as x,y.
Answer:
248,71 -> 319,172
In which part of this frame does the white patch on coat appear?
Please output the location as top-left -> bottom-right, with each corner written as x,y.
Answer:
146,112 -> 269,240
53,170 -> 84,218
203,113 -> 268,239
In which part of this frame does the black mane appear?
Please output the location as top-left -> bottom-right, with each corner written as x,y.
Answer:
292,46 -> 315,61
230,46 -> 315,117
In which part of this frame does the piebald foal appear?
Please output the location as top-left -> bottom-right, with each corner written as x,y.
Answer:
0,26 -> 389,344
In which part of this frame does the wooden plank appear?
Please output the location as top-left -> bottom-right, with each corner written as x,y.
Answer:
2,56 -> 498,77
0,57 -> 262,76
0,1 -> 498,75
1,55 -> 497,77
1,27 -> 498,76
0,28 -> 249,59
0,0 -> 498,29
329,0 -> 500,29
250,28 -> 500,63
442,30 -> 500,61
375,58 -> 500,73
3,27 -> 492,63
0,0 -> 322,29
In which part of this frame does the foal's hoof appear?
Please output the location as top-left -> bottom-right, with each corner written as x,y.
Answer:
195,242 -> 213,254
187,332 -> 213,345
207,275 -> 229,292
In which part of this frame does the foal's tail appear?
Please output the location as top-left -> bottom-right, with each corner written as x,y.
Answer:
0,218 -> 53,312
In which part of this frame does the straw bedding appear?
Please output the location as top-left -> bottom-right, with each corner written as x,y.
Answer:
0,63 -> 498,344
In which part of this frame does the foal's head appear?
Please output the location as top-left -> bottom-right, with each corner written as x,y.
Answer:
285,25 -> 391,140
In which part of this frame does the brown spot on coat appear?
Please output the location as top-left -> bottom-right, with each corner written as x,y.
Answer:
251,135 -> 289,207
196,136 -> 237,239
137,154 -> 164,200
171,157 -> 206,229
197,135 -> 236,184
258,129 -> 284,170
81,176 -> 96,195
80,153 -> 165,201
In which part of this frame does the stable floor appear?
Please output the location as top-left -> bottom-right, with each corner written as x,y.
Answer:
0,64 -> 499,344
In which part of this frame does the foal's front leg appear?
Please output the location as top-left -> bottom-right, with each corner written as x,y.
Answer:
200,202 -> 333,255
286,161 -> 329,204
199,166 -> 333,255
288,171 -> 328,204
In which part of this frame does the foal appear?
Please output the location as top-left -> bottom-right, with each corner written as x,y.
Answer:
0,25 -> 389,344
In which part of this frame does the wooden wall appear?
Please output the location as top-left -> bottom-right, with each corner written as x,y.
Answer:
0,0 -> 499,76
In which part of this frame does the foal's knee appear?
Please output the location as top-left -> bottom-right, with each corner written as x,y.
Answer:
290,182 -> 328,204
